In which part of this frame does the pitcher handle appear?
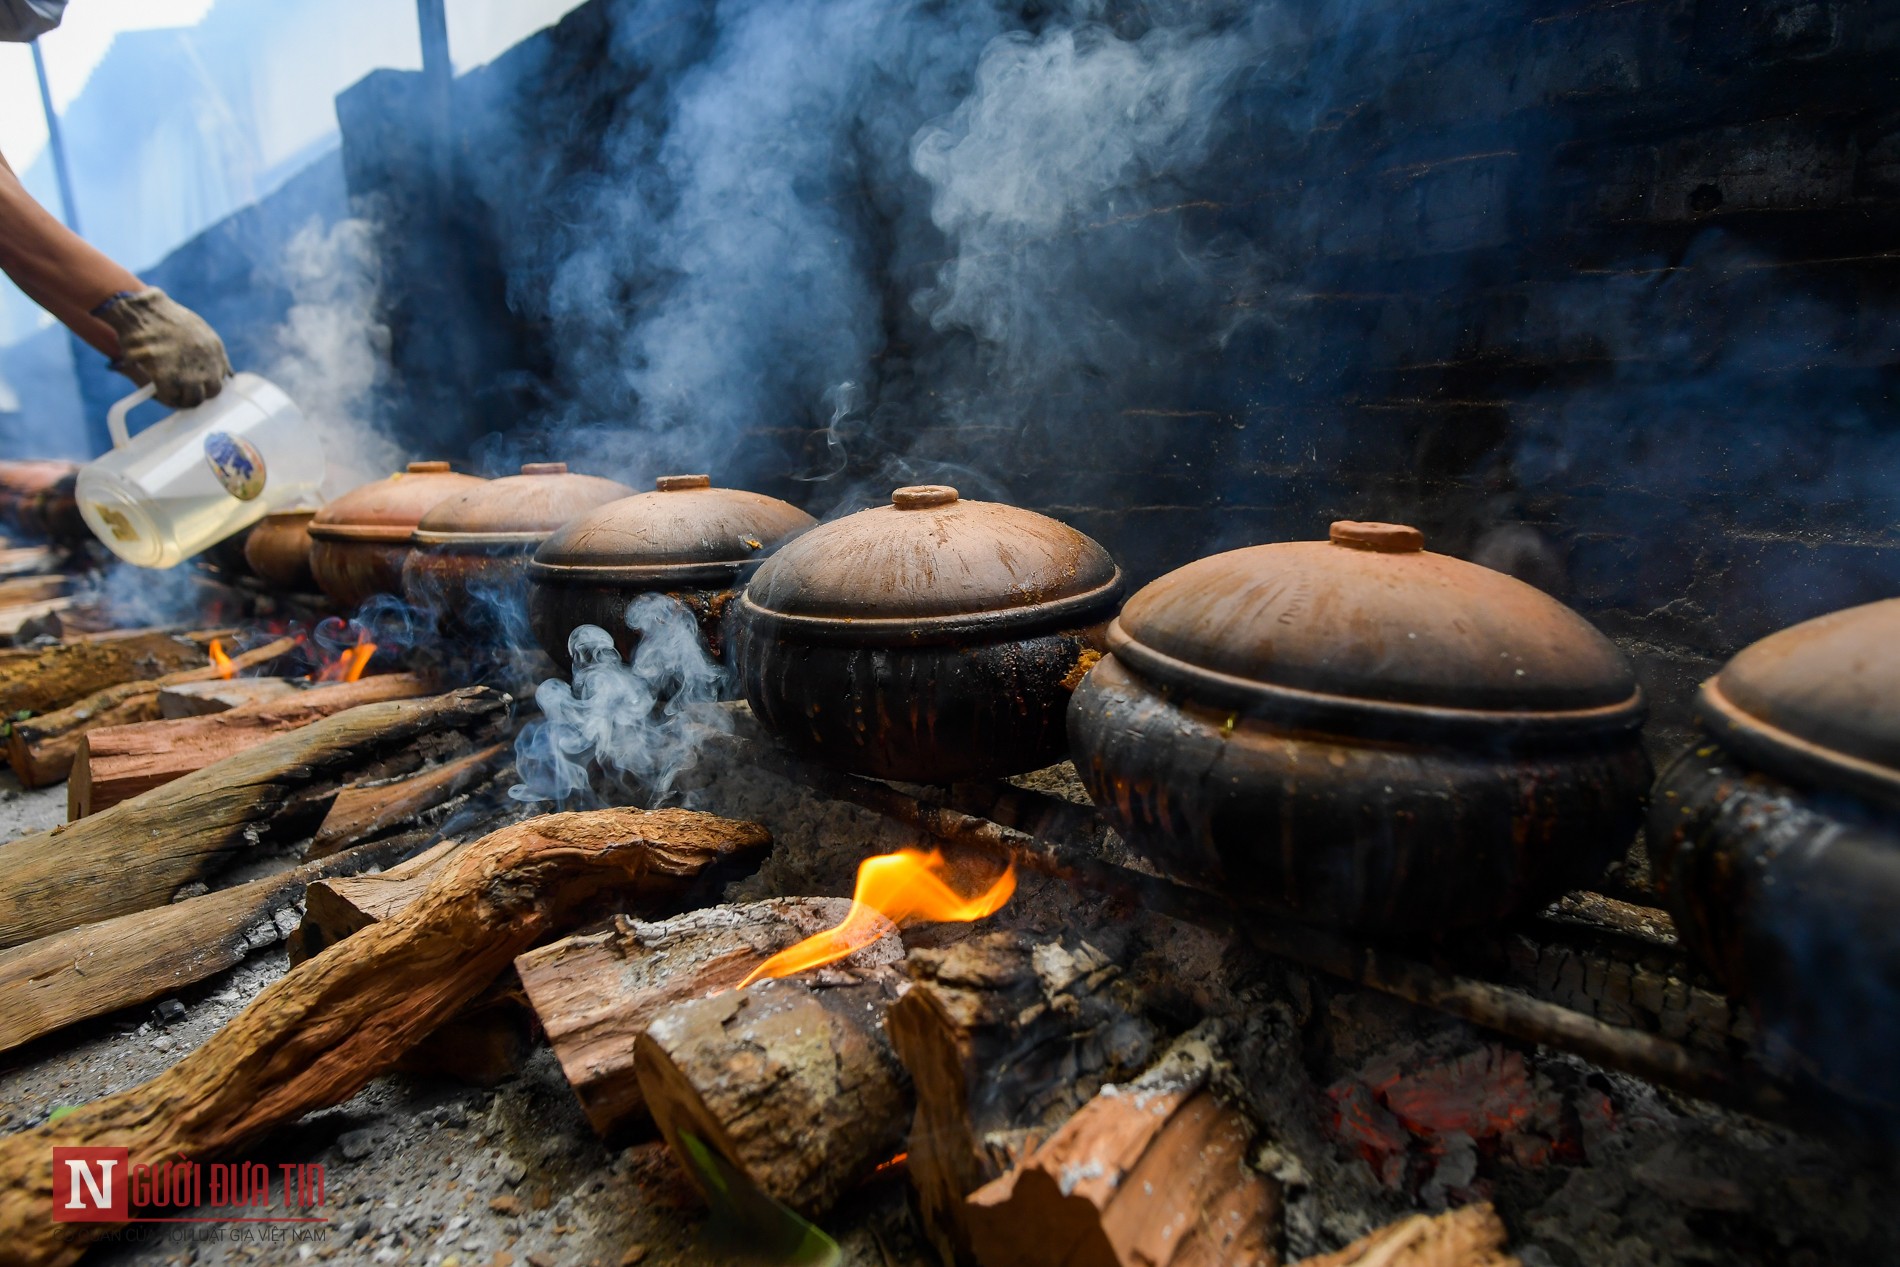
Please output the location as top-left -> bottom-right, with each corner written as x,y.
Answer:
106,384 -> 157,449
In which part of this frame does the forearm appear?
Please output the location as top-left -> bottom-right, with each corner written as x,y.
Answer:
0,157 -> 140,357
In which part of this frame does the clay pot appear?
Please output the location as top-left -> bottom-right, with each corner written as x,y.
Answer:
309,461 -> 487,612
1651,597 -> 1900,1110
1067,520 -> 1650,931
527,474 -> 815,671
242,508 -> 319,592
401,462 -> 634,633
732,485 -> 1123,783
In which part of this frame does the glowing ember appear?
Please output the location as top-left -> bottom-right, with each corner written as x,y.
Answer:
313,629 -> 377,683
207,639 -> 235,680
739,848 -> 1015,987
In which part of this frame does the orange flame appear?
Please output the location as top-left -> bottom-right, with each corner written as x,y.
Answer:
208,639 -> 235,680
740,848 -> 1015,987
313,630 -> 377,683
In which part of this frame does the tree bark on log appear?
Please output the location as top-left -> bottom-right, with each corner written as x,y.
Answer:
0,627 -> 222,718
288,834 -> 471,963
516,897 -> 866,1136
0,828 -> 434,1054
9,635 -> 299,787
307,741 -> 511,858
0,688 -> 509,949
0,544 -> 64,578
885,931 -> 1161,1267
964,1035 -> 1282,1267
633,935 -> 909,1219
68,673 -> 433,818
0,807 -> 771,1267
1294,1204 -> 1518,1267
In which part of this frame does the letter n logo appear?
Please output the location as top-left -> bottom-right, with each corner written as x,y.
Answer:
51,1147 -> 129,1221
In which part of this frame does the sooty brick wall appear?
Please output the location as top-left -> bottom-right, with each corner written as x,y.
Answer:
335,0 -> 1900,757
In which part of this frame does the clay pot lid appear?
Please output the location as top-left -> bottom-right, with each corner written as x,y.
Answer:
529,476 -> 817,585
410,463 -> 636,549
1108,521 -> 1643,740
739,486 -> 1122,643
309,461 -> 488,544
1697,596 -> 1900,809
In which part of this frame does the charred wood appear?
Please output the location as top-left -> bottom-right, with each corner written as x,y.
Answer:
0,807 -> 772,1267
886,931 -> 1160,1267
69,673 -> 434,818
633,931 -> 909,1219
964,1034 -> 1282,1267
8,635 -> 299,787
0,688 -> 509,949
516,897 -> 873,1137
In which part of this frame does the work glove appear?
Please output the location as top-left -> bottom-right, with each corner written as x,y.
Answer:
94,288 -> 232,409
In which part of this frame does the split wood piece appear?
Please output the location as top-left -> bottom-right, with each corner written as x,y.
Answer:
1295,1203 -> 1518,1267
886,931 -> 1161,1267
0,573 -> 71,608
634,934 -> 909,1219
158,675 -> 302,718
0,626 -> 223,718
68,673 -> 433,819
0,544 -> 62,576
0,828 -> 433,1054
0,596 -> 74,643
0,807 -> 772,1267
289,834 -> 471,963
964,1035 -> 1282,1267
516,896 -> 868,1137
8,635 -> 299,787
0,687 -> 509,949
307,742 -> 512,858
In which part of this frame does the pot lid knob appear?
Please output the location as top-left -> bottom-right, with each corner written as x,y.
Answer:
520,462 -> 569,476
1330,520 -> 1424,554
892,485 -> 958,509
406,461 -> 452,474
657,474 -> 712,491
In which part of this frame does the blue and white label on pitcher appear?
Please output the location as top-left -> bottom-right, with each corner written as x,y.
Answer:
204,431 -> 266,501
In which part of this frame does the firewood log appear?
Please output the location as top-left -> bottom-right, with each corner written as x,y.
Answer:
0,827 -> 434,1054
68,673 -> 434,818
156,675 -> 301,718
886,931 -> 1162,1267
516,897 -> 872,1136
0,573 -> 70,608
288,834 -> 471,962
0,807 -> 772,1267
0,544 -> 63,578
633,933 -> 909,1219
963,1033 -> 1282,1267
306,741 -> 511,858
1295,1204 -> 1518,1267
0,597 -> 73,642
8,635 -> 298,787
0,627 -> 223,718
0,688 -> 509,949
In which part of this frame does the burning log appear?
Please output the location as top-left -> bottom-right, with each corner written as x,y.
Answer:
157,675 -> 302,717
1295,1204 -> 1518,1267
0,626 -> 225,718
963,1034 -> 1283,1267
7,634 -> 299,787
68,672 -> 433,818
886,931 -> 1160,1266
0,827 -> 435,1054
0,688 -> 509,949
307,741 -> 512,858
0,807 -> 772,1267
633,953 -> 909,1219
516,897 -> 876,1136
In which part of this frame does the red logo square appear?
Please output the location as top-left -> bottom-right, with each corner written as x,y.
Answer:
51,1147 -> 129,1221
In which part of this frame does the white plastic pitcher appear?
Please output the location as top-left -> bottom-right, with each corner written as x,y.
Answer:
76,373 -> 325,568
